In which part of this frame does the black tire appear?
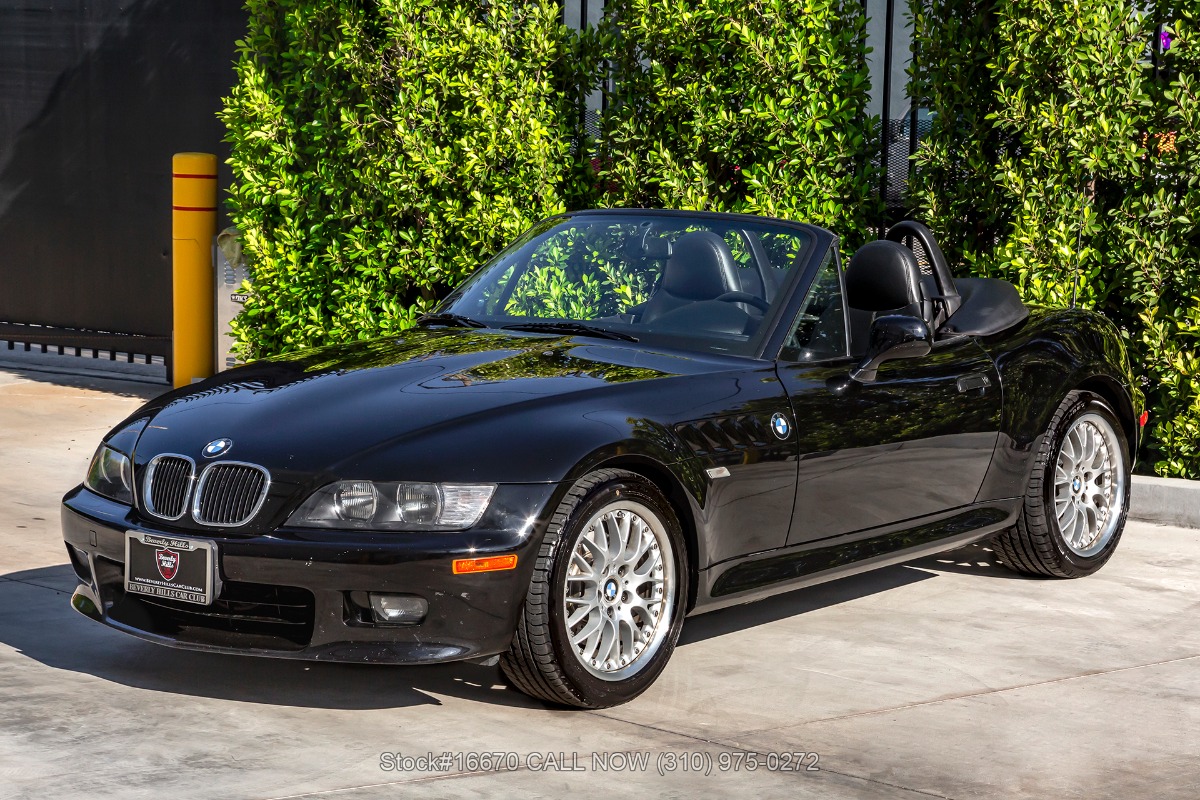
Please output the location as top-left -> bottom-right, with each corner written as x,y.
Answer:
500,469 -> 689,708
992,391 -> 1130,578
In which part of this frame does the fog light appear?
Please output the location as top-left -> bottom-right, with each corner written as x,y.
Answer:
369,593 -> 427,624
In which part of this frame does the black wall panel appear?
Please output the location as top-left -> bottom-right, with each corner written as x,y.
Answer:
0,0 -> 245,336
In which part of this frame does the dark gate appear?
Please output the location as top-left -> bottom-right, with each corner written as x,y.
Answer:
0,0 -> 246,365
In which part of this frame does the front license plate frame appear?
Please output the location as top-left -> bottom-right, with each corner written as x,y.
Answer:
124,531 -> 218,606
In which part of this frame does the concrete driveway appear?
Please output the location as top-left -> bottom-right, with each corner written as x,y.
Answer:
1,365 -> 1198,799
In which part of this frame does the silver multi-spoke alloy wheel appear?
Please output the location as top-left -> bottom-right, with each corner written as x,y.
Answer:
563,500 -> 676,681
1053,411 -> 1127,558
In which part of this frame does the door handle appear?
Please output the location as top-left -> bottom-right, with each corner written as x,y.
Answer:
956,373 -> 992,393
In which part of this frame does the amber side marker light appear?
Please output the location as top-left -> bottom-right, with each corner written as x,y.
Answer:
453,554 -> 518,575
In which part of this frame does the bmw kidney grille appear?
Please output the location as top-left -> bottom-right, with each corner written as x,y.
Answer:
192,463 -> 270,526
143,456 -> 270,527
143,455 -> 195,520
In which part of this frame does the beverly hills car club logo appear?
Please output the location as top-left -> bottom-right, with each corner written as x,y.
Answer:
156,548 -> 180,581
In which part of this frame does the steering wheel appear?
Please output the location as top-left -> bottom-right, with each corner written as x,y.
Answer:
714,291 -> 770,313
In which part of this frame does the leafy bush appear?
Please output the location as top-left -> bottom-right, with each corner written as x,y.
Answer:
908,0 -> 1015,267
1111,5 -> 1200,477
910,0 -> 1200,477
985,0 -> 1148,309
593,0 -> 879,245
224,0 -> 880,352
221,0 -> 592,356
224,0 -> 1197,476
497,220 -> 658,319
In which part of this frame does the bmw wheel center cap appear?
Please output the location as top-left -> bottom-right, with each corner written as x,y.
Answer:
771,413 -> 791,440
203,438 -> 233,458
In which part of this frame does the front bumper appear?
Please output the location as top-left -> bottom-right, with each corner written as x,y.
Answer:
61,483 -> 559,664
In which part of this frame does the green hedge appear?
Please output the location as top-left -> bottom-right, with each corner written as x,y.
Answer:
1118,5 -> 1200,478
223,0 -> 878,357
224,0 -> 1197,476
221,0 -> 592,355
910,0 -> 1199,476
594,0 -> 877,243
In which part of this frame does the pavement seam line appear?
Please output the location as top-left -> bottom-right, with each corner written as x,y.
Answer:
254,752 -> 958,800
0,576 -> 70,594
735,652 -> 1200,736
580,654 -> 1200,797
583,712 -> 959,800
258,769 -> 527,800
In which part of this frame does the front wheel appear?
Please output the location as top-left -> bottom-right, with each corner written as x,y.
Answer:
500,469 -> 688,708
992,391 -> 1130,577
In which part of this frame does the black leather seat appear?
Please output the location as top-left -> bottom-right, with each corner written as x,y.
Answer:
845,240 -> 932,355
640,231 -> 741,324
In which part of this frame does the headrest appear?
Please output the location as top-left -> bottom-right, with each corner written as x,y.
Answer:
661,231 -> 740,300
846,241 -> 924,312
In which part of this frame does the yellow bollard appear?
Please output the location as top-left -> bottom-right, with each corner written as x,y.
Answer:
171,153 -> 218,387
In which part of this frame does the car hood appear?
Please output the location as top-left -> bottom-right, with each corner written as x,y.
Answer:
131,328 -> 727,476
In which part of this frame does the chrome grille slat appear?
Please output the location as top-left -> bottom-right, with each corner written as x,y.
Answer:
229,471 -> 248,523
213,469 -> 232,523
231,469 -> 252,521
244,471 -> 262,519
218,472 -> 235,524
235,471 -> 255,521
169,465 -> 187,510
192,462 -> 270,527
162,465 -> 177,507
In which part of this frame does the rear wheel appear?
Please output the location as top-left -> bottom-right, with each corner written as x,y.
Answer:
992,391 -> 1130,577
500,469 -> 688,708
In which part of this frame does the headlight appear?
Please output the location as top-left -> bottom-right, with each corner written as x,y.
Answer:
85,445 -> 134,505
286,481 -> 496,531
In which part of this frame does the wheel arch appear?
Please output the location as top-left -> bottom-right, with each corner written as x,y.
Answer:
1074,375 -> 1138,458
567,453 -> 703,614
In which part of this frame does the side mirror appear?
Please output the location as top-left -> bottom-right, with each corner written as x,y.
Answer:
850,315 -> 932,383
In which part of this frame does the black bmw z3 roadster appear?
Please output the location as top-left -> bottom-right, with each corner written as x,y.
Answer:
63,209 -> 1138,708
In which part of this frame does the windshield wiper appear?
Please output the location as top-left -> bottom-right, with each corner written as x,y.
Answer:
501,321 -> 639,342
416,312 -> 487,329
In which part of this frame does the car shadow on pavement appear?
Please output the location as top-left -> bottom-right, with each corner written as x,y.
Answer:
679,562 -> 935,645
0,363 -> 168,401
0,565 -> 542,712
679,540 -> 1033,645
2,543 -> 1026,710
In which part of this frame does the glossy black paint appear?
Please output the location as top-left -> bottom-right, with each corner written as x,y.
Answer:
778,334 -> 1003,545
707,503 -> 1014,605
973,306 -> 1140,503
61,211 -> 1138,664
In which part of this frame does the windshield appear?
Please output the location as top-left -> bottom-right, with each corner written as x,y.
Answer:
437,212 -> 816,356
